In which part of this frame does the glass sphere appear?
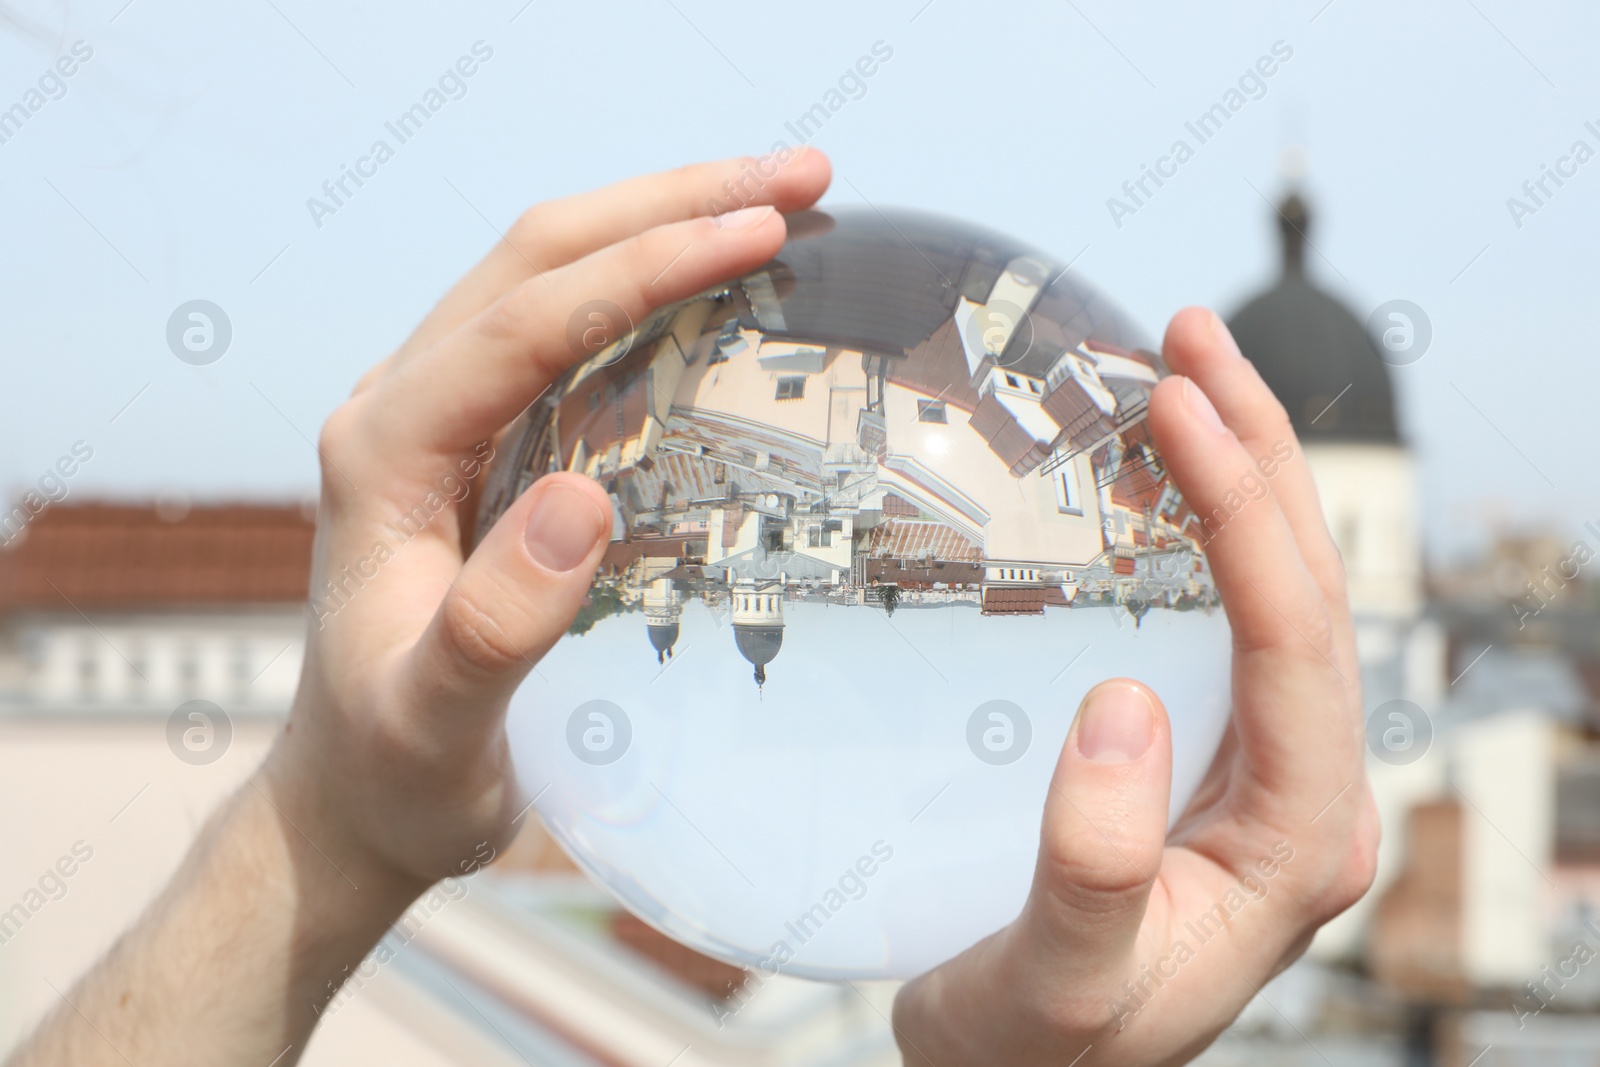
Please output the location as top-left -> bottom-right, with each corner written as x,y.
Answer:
474,207 -> 1231,980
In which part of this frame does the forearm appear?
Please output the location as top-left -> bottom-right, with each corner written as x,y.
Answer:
8,759 -> 426,1067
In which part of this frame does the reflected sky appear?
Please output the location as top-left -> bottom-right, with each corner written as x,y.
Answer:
512,599 -> 1231,979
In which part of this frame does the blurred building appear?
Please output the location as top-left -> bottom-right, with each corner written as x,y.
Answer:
1229,191 -> 1422,621
1228,191 -> 1444,969
0,503 -> 310,712
0,502 -> 898,1065
1213,190 -> 1600,1064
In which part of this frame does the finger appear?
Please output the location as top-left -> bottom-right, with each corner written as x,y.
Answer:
1160,308 -> 1350,624
1017,681 -> 1172,981
403,472 -> 611,721
370,149 -> 832,378
371,205 -> 790,458
1146,375 -> 1337,670
1149,374 -> 1358,812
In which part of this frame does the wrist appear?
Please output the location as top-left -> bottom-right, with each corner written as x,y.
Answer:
253,744 -> 434,915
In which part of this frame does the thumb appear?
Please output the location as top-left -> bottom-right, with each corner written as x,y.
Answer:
1019,679 -> 1172,982
407,472 -> 611,716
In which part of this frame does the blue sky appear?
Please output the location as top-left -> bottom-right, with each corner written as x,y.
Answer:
2,0 -> 1596,562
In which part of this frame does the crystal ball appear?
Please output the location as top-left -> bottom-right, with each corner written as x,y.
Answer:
473,207 -> 1231,980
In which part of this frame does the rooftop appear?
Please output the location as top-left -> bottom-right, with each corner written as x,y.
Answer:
0,502 -> 314,612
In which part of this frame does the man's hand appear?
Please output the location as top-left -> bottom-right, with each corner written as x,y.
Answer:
7,150 -> 834,1067
891,308 -> 1380,1066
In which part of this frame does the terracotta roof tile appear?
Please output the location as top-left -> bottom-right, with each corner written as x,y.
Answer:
981,586 -> 1069,615
0,503 -> 314,611
864,519 -> 982,563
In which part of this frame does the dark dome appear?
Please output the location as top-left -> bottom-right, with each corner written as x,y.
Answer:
1226,193 -> 1401,445
647,622 -> 679,654
733,625 -> 783,667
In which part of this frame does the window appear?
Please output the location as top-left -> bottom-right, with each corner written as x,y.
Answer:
775,376 -> 805,401
1005,374 -> 1020,389
1028,379 -> 1041,394
232,642 -> 253,701
77,638 -> 98,699
128,643 -> 149,699
917,399 -> 948,424
1055,462 -> 1083,515
180,644 -> 201,698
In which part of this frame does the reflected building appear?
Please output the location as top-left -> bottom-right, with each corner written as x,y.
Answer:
642,577 -> 682,664
477,207 -> 1222,689
730,577 -> 785,690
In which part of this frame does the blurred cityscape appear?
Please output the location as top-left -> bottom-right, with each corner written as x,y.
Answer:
2,192 -> 1598,1066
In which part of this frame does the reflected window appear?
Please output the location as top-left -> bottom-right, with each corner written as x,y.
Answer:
917,400 -> 947,424
775,376 -> 805,401
1056,463 -> 1083,515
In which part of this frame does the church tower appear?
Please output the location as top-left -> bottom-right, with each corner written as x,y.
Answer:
642,576 -> 683,665
1228,191 -> 1422,623
730,577 -> 785,690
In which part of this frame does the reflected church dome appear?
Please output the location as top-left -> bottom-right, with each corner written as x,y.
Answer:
643,575 -> 683,664
646,621 -> 679,664
730,578 -> 784,688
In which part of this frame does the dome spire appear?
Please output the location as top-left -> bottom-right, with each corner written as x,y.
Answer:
1275,143 -> 1311,277
1276,192 -> 1310,277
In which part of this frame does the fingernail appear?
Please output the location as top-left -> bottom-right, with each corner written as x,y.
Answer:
1182,376 -> 1228,435
524,484 -> 608,572
1075,685 -> 1155,765
714,205 -> 775,230
1210,311 -> 1244,359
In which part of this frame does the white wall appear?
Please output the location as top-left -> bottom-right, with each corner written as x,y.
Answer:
1459,711 -> 1555,986
22,611 -> 304,712
1304,444 -> 1421,620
